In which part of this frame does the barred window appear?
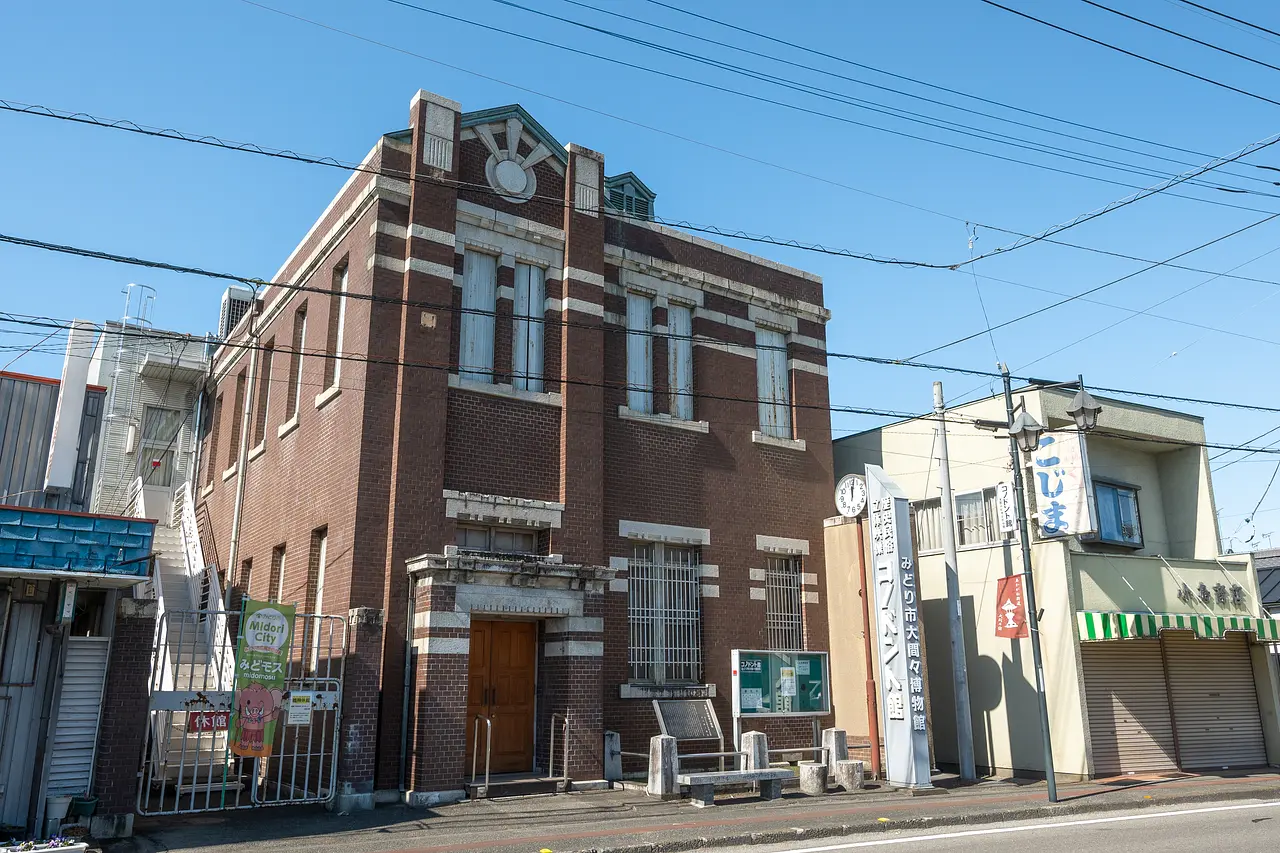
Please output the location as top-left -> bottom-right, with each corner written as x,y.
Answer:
766,556 -> 804,651
628,543 -> 701,684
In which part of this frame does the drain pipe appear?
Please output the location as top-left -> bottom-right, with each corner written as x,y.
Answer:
223,296 -> 261,609
399,571 -> 417,794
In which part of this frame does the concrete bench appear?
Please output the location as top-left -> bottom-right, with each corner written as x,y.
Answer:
676,768 -> 794,808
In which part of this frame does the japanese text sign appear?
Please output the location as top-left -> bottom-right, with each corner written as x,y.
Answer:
995,575 -> 1029,639
866,465 -> 933,790
1031,430 -> 1096,538
230,598 -> 295,758
732,650 -> 830,716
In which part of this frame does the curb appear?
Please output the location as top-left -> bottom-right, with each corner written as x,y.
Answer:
576,783 -> 1280,853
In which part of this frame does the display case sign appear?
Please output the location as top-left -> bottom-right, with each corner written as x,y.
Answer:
731,650 -> 830,717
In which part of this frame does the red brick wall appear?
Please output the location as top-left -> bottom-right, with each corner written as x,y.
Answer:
444,390 -> 561,502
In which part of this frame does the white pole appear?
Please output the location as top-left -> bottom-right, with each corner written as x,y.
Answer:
933,381 -> 977,781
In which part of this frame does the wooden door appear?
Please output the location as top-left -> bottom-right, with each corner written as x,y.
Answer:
465,620 -> 537,775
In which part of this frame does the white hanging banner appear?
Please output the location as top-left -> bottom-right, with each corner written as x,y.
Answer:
995,482 -> 1018,534
1030,430 -> 1097,538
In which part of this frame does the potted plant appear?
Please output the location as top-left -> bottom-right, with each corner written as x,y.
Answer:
2,836 -> 89,853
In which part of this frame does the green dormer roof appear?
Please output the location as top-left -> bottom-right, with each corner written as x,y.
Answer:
460,104 -> 568,166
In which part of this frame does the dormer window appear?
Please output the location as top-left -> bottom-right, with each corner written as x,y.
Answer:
604,172 -> 657,221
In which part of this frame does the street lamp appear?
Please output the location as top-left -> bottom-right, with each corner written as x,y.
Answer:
1009,409 -> 1045,454
1067,384 -> 1103,432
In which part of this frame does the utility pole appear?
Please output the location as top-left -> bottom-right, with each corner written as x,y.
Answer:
932,381 -> 976,782
1000,365 -> 1057,803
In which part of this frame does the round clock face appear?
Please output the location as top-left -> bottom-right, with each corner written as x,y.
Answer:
835,474 -> 867,518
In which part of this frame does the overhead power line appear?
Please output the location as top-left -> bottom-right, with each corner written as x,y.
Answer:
1173,0 -> 1280,40
979,0 -> 1280,109
1078,0 -> 1280,73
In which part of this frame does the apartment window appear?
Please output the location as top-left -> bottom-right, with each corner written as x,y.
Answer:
626,292 -> 653,413
455,524 -> 542,556
628,542 -> 701,684
286,303 -> 307,419
911,498 -> 943,552
955,488 -> 1002,547
227,369 -> 247,468
252,340 -> 274,447
204,394 -> 223,486
1096,482 -> 1143,547
460,250 -> 497,382
668,302 -> 693,420
269,544 -> 286,603
323,264 -> 347,389
512,263 -> 545,392
139,406 -> 183,487
756,326 -> 791,438
765,556 -> 804,651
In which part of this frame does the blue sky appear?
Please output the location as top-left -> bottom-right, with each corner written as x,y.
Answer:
4,0 -> 1280,546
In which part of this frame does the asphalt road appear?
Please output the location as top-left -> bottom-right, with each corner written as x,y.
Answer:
719,798 -> 1280,853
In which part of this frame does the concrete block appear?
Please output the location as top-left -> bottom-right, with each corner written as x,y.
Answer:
799,761 -> 828,796
603,730 -> 622,781
822,728 -> 848,768
742,730 -> 769,771
760,778 -> 783,800
834,759 -> 866,792
688,783 -> 715,808
647,734 -> 678,799
88,813 -> 133,839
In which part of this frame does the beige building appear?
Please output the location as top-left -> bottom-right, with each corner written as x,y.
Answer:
829,386 -> 1280,780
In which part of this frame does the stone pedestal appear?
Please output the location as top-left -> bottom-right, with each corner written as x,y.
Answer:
834,759 -> 866,792
821,728 -> 848,768
799,760 -> 828,796
603,731 -> 622,782
647,735 -> 678,798
741,730 -> 769,771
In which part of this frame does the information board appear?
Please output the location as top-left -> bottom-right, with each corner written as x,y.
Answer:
731,650 -> 831,718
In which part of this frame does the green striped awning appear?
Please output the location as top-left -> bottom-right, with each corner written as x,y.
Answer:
1077,611 -> 1280,642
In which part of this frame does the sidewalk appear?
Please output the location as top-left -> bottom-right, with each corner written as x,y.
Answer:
124,771 -> 1280,853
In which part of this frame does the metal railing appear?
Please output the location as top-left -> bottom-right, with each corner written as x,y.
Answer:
470,714 -> 492,797
548,713 -> 569,786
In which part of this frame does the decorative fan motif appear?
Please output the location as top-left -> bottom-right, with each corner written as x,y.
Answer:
474,117 -> 554,204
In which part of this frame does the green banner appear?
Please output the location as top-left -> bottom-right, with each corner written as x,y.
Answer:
230,598 -> 295,758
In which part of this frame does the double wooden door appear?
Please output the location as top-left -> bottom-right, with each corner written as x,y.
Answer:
466,620 -> 537,774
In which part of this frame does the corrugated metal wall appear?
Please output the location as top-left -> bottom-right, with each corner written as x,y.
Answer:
0,374 -> 105,513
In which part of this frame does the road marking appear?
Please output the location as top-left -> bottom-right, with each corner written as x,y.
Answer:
775,800 -> 1280,852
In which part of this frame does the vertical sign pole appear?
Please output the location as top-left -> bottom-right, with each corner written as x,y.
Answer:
1002,366 -> 1058,803
932,382 -> 977,782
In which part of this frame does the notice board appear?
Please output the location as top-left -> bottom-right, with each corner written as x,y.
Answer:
731,649 -> 831,718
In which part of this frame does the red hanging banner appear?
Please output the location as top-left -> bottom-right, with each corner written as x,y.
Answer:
995,575 -> 1029,639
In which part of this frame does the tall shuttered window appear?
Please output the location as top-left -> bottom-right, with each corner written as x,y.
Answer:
756,326 -> 791,438
460,250 -> 497,382
286,303 -> 307,420
626,293 -> 653,413
512,263 -> 545,392
252,340 -> 274,447
667,302 -> 693,420
204,394 -> 223,486
323,263 -> 347,390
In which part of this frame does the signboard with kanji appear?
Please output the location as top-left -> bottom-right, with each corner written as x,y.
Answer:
1031,430 -> 1097,538
229,598 -> 295,758
731,650 -> 830,718
867,464 -> 933,790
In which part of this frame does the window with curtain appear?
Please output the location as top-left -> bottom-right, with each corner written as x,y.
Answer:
513,263 -> 545,392
1095,482 -> 1143,546
667,303 -> 693,420
911,498 -> 943,552
755,326 -> 790,438
626,292 -> 653,413
460,250 -> 497,382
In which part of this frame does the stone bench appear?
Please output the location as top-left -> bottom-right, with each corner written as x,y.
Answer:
676,768 -> 794,808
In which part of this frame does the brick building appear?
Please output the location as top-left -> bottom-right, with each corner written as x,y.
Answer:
198,89 -> 835,803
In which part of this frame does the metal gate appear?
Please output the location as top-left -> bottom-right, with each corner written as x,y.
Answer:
138,608 -> 346,815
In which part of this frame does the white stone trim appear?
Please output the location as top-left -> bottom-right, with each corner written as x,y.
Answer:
565,267 -> 605,287
410,223 -> 456,247
408,258 -> 457,280
497,285 -> 516,302
604,311 -> 625,326
221,464 -> 237,483
790,359 -> 828,377
619,520 -> 711,545
456,220 -> 564,269
694,338 -> 756,360
443,489 -> 565,528
545,617 -> 603,634
750,587 -> 767,601
747,303 -> 799,333
368,254 -> 406,273
564,297 -> 605,317
700,584 -> 720,598
609,556 -> 629,572
314,384 -> 341,410
457,200 -> 566,244
752,431 -> 807,452
617,406 -> 710,434
802,591 -> 820,604
544,640 -> 604,657
277,414 -> 299,440
619,268 -> 705,307
413,637 -> 470,655
248,442 -> 266,462
546,297 -> 566,314
699,564 -> 719,578
801,572 -> 818,586
448,373 -> 563,407
757,535 -> 810,556
372,220 -> 408,240
410,88 -> 462,113
609,577 -> 628,593
414,610 -> 471,631
792,333 -> 826,351
748,567 -> 767,582
606,215 -> 821,283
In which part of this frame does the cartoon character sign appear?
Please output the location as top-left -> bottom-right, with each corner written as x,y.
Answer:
230,599 -> 294,758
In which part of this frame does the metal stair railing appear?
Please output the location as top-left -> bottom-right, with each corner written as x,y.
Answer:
470,714 -> 492,798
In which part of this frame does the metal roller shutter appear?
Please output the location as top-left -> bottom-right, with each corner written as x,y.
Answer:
1081,640 -> 1177,776
47,637 -> 110,795
1162,631 -> 1266,770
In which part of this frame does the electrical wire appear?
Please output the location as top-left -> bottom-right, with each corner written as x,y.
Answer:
979,0 -> 1280,109
1077,0 -> 1280,74
1172,0 -> 1280,41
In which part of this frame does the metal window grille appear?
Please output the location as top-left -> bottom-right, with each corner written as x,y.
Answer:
766,556 -> 804,651
628,543 -> 701,684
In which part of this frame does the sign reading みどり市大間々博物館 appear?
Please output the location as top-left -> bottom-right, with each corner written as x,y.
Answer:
230,599 -> 295,758
866,465 -> 933,790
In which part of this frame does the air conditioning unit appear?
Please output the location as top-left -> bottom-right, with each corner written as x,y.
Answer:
218,285 -> 255,339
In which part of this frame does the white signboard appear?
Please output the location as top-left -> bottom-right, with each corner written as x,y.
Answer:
866,465 -> 933,790
286,692 -> 314,726
995,482 -> 1018,534
1030,430 -> 1097,538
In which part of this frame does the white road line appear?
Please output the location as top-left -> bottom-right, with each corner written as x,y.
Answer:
773,799 -> 1280,852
